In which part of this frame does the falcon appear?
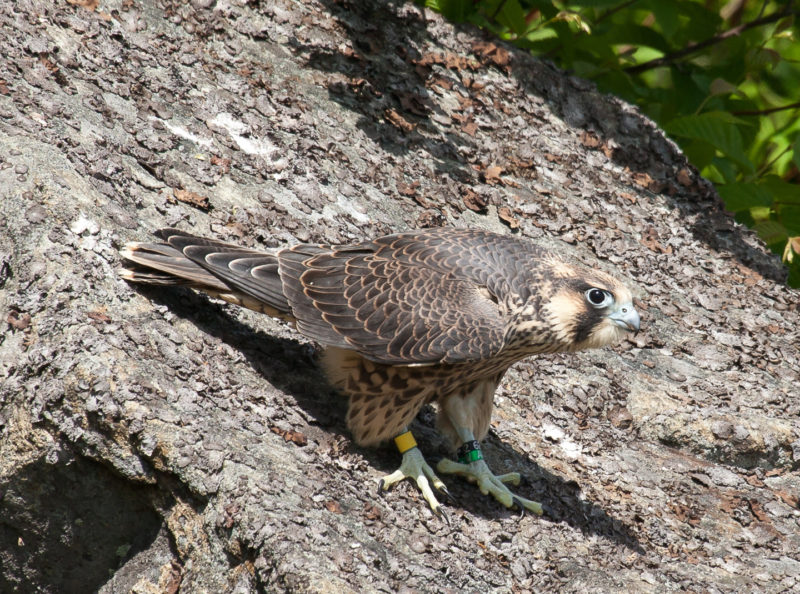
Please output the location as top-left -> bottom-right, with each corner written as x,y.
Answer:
120,227 -> 640,517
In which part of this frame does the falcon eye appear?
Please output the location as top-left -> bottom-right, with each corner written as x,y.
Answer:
585,288 -> 612,308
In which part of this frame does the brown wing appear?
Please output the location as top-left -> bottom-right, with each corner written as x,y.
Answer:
366,228 -> 550,304
276,242 -> 507,364
122,228 -> 553,365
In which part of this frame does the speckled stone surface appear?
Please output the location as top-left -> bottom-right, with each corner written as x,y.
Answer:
1,1 -> 798,592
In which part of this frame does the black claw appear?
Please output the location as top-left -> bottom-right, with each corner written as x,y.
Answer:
377,479 -> 386,496
433,506 -> 451,526
438,484 -> 456,504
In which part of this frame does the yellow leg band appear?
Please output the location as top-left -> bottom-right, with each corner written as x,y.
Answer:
394,431 -> 417,454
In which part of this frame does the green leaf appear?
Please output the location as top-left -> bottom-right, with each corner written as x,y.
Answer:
745,47 -> 781,72
753,220 -> 788,248
717,182 -> 774,212
524,26 -> 558,43
598,24 -> 671,54
680,139 -> 715,172
668,71 -> 707,116
665,112 -> 754,172
572,60 -> 605,78
594,69 -> 638,99
709,78 -> 746,100
762,176 -> 800,206
787,258 -> 800,288
495,0 -> 527,36
427,0 -> 474,21
775,15 -> 795,34
750,206 -> 772,221
674,2 -> 722,43
647,0 -> 679,39
734,209 -> 755,228
779,206 -> 800,236
710,157 -> 738,184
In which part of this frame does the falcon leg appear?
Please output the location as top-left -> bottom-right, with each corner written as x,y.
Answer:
436,429 -> 542,515
378,430 -> 451,519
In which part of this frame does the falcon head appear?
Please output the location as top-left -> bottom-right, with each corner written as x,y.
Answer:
540,267 -> 640,352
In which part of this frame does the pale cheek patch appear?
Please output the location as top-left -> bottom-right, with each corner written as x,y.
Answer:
542,292 -> 583,344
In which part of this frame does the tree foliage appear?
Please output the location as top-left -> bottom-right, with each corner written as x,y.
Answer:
423,0 -> 800,286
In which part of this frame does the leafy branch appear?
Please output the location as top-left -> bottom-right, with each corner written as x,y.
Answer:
624,4 -> 798,74
733,101 -> 800,117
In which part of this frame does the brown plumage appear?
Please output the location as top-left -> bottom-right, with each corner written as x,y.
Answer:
121,227 -> 640,514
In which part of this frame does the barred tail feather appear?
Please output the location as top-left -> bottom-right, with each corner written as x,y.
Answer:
119,230 -> 295,321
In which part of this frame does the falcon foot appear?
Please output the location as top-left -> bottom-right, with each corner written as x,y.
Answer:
378,446 -> 451,521
436,457 -> 543,516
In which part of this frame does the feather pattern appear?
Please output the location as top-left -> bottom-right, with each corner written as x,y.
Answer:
120,227 -> 638,448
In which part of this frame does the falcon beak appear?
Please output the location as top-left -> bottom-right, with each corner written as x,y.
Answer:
609,303 -> 640,333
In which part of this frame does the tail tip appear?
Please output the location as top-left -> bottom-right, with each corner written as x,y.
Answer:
119,243 -> 144,259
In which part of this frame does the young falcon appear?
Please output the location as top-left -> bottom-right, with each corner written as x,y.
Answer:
120,227 -> 640,517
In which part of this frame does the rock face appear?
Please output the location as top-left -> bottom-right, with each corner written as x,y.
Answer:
1,0 -> 798,592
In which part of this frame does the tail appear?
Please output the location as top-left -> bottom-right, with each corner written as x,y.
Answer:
120,228 -> 295,321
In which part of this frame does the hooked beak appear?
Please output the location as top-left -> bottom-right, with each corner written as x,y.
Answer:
609,303 -> 640,333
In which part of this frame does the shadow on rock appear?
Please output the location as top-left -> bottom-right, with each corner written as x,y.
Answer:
0,452 -> 163,593
136,286 -> 644,553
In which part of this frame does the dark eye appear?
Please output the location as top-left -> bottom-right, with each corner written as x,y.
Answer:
586,288 -> 612,308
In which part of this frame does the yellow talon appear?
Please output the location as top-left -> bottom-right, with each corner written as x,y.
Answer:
379,438 -> 450,517
437,458 -> 542,515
